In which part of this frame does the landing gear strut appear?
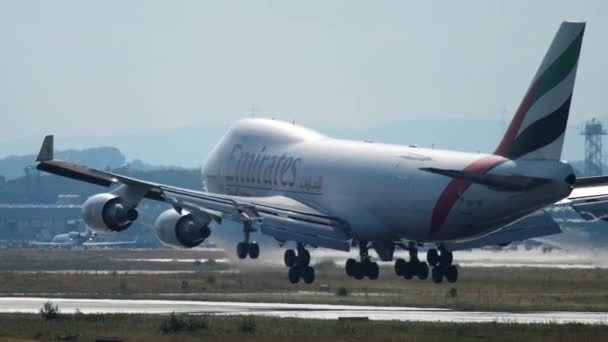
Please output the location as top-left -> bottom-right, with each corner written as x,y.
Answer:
394,242 -> 429,280
236,221 -> 259,259
285,243 -> 315,284
345,241 -> 379,280
428,245 -> 458,284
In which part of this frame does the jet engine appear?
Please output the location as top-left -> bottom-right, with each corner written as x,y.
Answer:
82,193 -> 139,234
154,209 -> 211,248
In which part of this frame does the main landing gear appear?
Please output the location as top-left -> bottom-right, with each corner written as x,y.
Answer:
236,221 -> 259,259
394,242 -> 429,280
345,241 -> 380,280
426,245 -> 458,284
341,241 -> 459,283
392,243 -> 458,283
284,243 -> 315,284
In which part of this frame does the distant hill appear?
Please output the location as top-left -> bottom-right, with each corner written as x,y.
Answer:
0,164 -> 201,204
0,118 -> 591,168
0,147 -> 126,180
0,122 -> 229,169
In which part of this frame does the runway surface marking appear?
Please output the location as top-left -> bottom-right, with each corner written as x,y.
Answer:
109,258 -> 230,263
1,297 -> 606,324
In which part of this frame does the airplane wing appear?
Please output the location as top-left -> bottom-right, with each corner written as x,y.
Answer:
82,240 -> 138,247
567,176 -> 608,202
35,136 -> 352,251
557,176 -> 608,221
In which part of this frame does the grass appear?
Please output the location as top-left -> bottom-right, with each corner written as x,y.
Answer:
0,248 -> 227,271
0,313 -> 607,342
0,248 -> 607,312
159,312 -> 209,334
1,266 -> 608,312
39,301 -> 61,320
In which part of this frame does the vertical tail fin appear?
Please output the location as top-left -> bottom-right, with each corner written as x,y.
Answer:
495,21 -> 585,160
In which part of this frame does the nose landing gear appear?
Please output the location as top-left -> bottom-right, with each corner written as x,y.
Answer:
285,243 -> 315,284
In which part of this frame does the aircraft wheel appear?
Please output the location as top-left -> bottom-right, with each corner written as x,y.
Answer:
445,265 -> 458,283
298,249 -> 311,267
302,266 -> 315,284
417,262 -> 429,280
440,250 -> 453,266
403,262 -> 414,280
353,262 -> 365,280
345,258 -> 357,277
431,266 -> 443,284
200,226 -> 211,240
236,242 -> 248,259
284,249 -> 297,267
394,258 -> 406,276
367,262 -> 379,280
288,267 -> 301,284
427,249 -> 439,267
248,242 -> 260,259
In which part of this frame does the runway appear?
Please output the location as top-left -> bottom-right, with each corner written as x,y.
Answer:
1,297 -> 606,324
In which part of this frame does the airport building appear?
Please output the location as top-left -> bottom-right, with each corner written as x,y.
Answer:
0,194 -> 163,247
0,196 -> 82,244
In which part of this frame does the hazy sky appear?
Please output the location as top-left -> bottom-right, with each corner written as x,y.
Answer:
1,1 -> 607,142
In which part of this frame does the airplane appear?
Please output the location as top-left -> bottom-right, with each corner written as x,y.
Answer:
33,21 -> 607,284
30,220 -> 137,248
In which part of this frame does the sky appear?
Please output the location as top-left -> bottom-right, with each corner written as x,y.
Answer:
1,1 -> 607,161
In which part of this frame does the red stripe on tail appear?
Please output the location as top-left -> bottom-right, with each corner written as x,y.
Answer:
429,155 -> 507,235
494,78 -> 543,157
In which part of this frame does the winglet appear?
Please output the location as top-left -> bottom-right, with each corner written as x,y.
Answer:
36,135 -> 54,162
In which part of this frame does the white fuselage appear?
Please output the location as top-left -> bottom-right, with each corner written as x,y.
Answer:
202,119 -> 574,243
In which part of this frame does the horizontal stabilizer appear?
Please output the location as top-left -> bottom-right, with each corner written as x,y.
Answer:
574,175 -> 608,188
420,167 -> 550,191
444,211 -> 561,251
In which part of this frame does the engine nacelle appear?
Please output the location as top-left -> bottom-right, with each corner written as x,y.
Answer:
82,193 -> 139,234
154,209 -> 211,248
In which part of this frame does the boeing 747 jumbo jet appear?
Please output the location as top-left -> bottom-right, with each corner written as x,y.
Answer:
35,21 -> 607,284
